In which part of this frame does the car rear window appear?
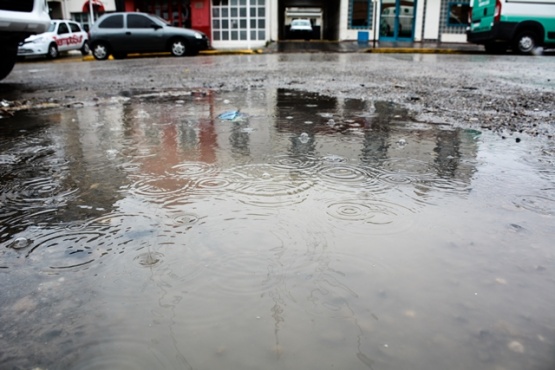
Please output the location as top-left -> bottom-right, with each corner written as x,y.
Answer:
98,14 -> 124,29
292,20 -> 310,26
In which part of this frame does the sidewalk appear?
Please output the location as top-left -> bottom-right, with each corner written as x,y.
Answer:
261,40 -> 484,54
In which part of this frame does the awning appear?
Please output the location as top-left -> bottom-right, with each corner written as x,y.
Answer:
82,0 -> 105,13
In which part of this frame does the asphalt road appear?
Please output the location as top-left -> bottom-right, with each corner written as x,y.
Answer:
2,52 -> 554,138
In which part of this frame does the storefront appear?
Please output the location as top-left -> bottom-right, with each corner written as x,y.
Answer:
52,0 -> 469,49
133,0 -> 192,28
211,0 -> 269,49
123,0 -> 211,39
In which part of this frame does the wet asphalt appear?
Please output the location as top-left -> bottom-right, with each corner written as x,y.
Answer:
2,46 -> 554,139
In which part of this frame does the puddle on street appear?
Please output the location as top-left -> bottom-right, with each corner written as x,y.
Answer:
1,89 -> 554,370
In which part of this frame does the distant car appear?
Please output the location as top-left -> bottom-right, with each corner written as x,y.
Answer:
89,12 -> 210,60
288,19 -> 313,39
0,0 -> 51,80
18,20 -> 90,59
290,19 -> 313,32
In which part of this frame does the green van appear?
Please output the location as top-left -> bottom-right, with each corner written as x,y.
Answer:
467,0 -> 555,54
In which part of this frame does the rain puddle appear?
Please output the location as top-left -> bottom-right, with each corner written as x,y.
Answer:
1,89 -> 554,370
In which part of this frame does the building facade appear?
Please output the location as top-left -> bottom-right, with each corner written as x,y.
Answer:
48,0 -> 470,47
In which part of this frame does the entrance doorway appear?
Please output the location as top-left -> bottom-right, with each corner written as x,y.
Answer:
278,0 -> 340,41
379,0 -> 415,41
284,7 -> 323,40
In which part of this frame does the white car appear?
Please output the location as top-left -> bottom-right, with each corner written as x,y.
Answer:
18,20 -> 90,59
0,0 -> 50,80
289,19 -> 313,32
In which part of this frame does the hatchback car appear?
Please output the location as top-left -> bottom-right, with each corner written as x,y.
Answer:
89,12 -> 210,60
18,20 -> 89,59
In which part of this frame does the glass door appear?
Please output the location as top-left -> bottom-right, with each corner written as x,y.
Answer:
379,0 -> 415,41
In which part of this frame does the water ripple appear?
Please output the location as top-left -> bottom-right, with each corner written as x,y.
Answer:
229,163 -> 314,207
24,230 -> 110,271
125,175 -> 193,202
269,154 -> 320,172
191,175 -> 236,193
173,161 -> 218,178
376,158 -> 435,186
326,198 -> 415,234
316,164 -> 372,193
204,252 -> 276,296
58,336 -> 184,370
513,194 -> 555,216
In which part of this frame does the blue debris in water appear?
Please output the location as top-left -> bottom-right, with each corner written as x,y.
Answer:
217,110 -> 246,121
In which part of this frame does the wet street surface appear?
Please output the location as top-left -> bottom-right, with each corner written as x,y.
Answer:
1,54 -> 554,369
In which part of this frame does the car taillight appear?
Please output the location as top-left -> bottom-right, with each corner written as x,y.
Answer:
494,0 -> 502,23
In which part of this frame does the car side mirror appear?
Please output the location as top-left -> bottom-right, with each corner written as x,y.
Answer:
151,24 -> 162,30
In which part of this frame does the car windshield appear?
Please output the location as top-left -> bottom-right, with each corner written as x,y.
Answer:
292,20 -> 311,27
47,22 -> 56,32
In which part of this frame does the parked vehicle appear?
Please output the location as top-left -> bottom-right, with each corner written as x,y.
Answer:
18,20 -> 90,59
467,0 -> 555,54
288,19 -> 313,39
290,19 -> 313,32
0,0 -> 50,80
89,12 -> 210,60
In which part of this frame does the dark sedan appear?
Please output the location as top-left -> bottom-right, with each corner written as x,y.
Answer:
89,12 -> 210,60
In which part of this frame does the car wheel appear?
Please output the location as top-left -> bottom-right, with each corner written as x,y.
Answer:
81,41 -> 90,56
47,43 -> 59,59
170,38 -> 187,57
92,42 -> 110,60
513,30 -> 538,54
0,42 -> 18,80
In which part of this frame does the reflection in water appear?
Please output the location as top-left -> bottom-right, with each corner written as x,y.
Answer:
0,89 -> 554,370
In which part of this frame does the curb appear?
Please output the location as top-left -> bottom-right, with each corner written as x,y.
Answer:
200,49 -> 264,55
81,48 -> 264,61
79,46 -> 482,61
363,47 -> 480,54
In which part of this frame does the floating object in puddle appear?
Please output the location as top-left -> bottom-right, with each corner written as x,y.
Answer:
299,132 -> 310,143
397,139 -> 407,146
7,237 -> 33,250
218,110 -> 247,122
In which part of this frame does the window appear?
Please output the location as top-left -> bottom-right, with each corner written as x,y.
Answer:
212,0 -> 266,41
128,14 -> 157,28
58,22 -> 70,35
98,14 -> 124,29
447,2 -> 470,26
72,13 -> 90,32
69,22 -> 82,33
350,0 -> 373,29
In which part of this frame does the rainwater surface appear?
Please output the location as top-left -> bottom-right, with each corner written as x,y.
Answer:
1,89 -> 554,370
